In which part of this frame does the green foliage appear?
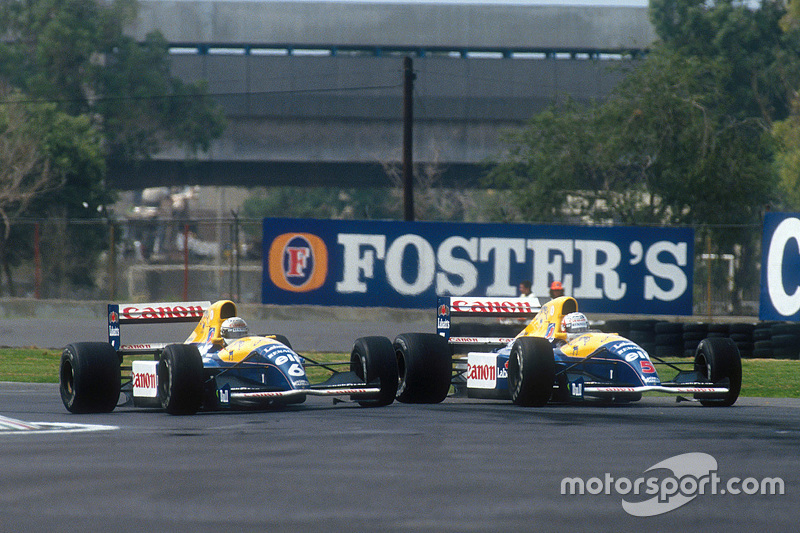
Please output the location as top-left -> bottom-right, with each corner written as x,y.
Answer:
0,1 -> 225,161
94,31 -> 226,160
242,187 -> 402,220
772,1 -> 800,211
489,2 -> 786,228
774,108 -> 800,208
0,0 -> 225,295
487,1 -> 795,313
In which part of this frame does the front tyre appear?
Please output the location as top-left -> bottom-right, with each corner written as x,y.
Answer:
394,333 -> 452,404
60,342 -> 121,413
158,344 -> 204,415
507,337 -> 555,407
694,337 -> 742,407
350,336 -> 399,407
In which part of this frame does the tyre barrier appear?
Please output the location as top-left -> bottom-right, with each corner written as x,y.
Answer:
599,319 -> 796,360
453,318 -> 798,360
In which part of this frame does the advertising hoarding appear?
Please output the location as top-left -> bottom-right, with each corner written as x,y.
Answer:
760,212 -> 800,321
262,218 -> 694,314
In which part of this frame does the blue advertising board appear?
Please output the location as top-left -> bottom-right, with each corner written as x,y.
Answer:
760,212 -> 800,321
262,218 -> 694,314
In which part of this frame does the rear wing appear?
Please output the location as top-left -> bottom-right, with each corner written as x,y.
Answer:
108,301 -> 210,352
436,296 -> 541,347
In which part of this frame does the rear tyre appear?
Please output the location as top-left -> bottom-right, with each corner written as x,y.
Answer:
351,336 -> 398,407
693,337 -> 742,407
394,333 -> 452,404
60,342 -> 121,413
262,334 -> 292,350
158,344 -> 204,415
507,337 -> 555,407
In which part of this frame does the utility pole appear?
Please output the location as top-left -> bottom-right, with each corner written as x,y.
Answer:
402,56 -> 415,221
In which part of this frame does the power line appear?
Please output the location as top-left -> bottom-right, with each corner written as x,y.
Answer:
0,82 -> 404,106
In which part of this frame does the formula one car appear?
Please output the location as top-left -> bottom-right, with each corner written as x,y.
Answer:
59,300 -> 398,415
389,296 -> 742,407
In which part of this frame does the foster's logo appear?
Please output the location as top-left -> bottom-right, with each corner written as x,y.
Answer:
268,233 -> 328,292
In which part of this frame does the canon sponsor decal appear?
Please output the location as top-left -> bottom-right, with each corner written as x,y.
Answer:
132,361 -> 158,398
262,218 -> 694,313
119,302 -> 206,321
467,353 -> 501,389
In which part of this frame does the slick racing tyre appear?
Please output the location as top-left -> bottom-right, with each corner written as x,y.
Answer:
394,333 -> 452,404
693,337 -> 742,407
60,342 -> 121,413
351,336 -> 399,407
508,337 -> 555,407
158,344 -> 204,415
262,334 -> 292,350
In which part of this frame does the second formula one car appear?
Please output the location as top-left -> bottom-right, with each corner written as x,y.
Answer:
388,296 -> 742,407
59,300 -> 398,415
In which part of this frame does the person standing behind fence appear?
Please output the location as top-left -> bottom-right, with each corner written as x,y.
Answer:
518,280 -> 533,298
549,281 -> 565,300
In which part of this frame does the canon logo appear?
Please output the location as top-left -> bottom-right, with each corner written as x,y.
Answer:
121,304 -> 205,321
467,363 -> 496,381
132,371 -> 158,389
452,299 -> 536,314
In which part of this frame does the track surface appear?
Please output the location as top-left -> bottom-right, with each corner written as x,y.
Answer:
0,314 -> 431,352
0,383 -> 797,532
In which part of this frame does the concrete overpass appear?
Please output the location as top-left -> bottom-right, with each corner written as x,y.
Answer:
111,1 -> 657,189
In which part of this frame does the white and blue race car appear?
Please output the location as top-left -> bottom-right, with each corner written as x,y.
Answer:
389,296 -> 741,407
59,300 -> 397,415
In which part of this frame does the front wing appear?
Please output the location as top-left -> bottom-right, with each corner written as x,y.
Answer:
223,386 -> 382,404
575,382 -> 729,399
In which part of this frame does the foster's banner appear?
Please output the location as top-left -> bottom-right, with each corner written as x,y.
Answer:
761,212 -> 800,321
262,218 -> 694,314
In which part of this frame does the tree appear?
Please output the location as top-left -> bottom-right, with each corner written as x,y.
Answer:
0,0 -> 225,295
0,85 -> 106,295
0,0 -> 225,162
487,0 -> 794,312
772,0 -> 800,210
0,89 -> 55,295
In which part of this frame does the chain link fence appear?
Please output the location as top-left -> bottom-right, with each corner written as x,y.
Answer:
0,217 -> 762,316
0,217 -> 262,303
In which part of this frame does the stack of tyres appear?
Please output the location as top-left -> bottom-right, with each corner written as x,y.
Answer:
769,323 -> 800,360
753,322 -> 778,359
706,323 -> 730,338
654,321 -> 684,357
683,323 -> 708,357
728,323 -> 755,359
600,320 -> 630,338
627,320 -> 657,357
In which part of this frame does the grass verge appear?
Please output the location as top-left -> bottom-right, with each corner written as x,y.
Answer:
1,349 -> 798,398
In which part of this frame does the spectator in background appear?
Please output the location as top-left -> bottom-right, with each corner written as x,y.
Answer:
549,281 -> 565,299
518,280 -> 533,298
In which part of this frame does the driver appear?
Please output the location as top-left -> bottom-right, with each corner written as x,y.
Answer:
561,312 -> 589,342
220,316 -> 249,345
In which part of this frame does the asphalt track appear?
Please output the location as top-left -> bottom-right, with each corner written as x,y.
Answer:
0,382 -> 797,532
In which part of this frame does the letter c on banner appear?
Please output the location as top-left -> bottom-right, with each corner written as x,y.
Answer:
767,217 -> 800,316
268,233 -> 328,292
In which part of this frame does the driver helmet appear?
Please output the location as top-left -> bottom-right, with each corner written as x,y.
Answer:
220,317 -> 248,345
561,312 -> 589,341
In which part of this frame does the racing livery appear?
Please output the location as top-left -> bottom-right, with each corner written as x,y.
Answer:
389,296 -> 741,407
60,300 -> 397,415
